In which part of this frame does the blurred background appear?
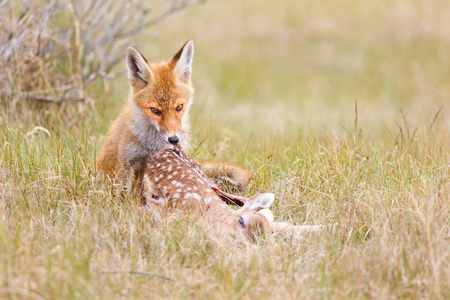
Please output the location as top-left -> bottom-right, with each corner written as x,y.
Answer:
150,0 -> 450,145
1,0 -> 449,155
2,2 -> 450,297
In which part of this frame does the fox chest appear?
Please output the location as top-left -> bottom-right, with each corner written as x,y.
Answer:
123,143 -> 158,172
125,127 -> 172,171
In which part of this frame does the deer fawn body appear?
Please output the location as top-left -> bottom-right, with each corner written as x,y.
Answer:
141,149 -> 274,242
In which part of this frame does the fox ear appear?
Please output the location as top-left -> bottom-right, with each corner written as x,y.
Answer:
169,40 -> 194,84
126,47 -> 152,89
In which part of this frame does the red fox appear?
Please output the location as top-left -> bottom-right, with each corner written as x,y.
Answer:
96,41 -> 253,192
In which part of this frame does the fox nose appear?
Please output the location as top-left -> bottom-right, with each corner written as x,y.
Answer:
168,136 -> 179,144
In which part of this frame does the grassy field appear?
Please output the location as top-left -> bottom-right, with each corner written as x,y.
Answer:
1,0 -> 450,298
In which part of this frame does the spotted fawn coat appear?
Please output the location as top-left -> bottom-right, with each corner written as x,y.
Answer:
140,149 -> 274,242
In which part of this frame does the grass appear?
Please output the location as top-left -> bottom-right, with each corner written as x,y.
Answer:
1,0 -> 450,298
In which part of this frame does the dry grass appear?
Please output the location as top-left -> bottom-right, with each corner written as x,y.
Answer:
1,0 -> 450,299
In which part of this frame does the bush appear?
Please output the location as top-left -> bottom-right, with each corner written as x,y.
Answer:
0,0 -> 205,122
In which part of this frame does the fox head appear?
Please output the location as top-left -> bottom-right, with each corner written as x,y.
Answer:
126,41 -> 194,146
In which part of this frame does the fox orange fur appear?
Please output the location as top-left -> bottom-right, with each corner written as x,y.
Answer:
96,41 -> 253,191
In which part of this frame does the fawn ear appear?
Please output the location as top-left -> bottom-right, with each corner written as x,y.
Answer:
241,193 -> 274,212
169,40 -> 194,84
126,47 -> 152,89
258,208 -> 274,223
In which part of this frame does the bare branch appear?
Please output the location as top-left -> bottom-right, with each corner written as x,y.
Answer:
0,0 -> 207,113
114,0 -> 207,40
24,94 -> 87,103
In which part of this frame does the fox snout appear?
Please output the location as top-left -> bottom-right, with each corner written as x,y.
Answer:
163,123 -> 182,145
168,136 -> 179,144
162,126 -> 182,145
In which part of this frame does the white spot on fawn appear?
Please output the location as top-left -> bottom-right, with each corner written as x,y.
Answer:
173,181 -> 183,187
192,193 -> 202,201
144,180 -> 152,189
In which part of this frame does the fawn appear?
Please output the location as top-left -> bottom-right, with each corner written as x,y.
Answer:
140,148 -> 275,242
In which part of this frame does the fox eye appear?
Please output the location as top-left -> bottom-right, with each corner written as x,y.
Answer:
176,104 -> 183,112
238,217 -> 245,228
150,107 -> 162,116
